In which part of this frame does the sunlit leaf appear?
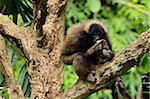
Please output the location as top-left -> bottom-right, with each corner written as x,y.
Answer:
86,0 -> 101,13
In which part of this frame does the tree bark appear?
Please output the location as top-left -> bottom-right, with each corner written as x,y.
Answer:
0,0 -> 67,98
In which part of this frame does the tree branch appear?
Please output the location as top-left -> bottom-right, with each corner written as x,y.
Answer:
0,14 -> 38,59
62,29 -> 150,99
0,14 -> 25,40
0,35 -> 24,99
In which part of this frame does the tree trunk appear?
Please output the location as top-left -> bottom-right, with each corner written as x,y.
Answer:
27,0 -> 67,98
0,0 -> 67,98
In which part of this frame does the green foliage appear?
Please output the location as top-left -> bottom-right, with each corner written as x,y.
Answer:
87,89 -> 112,99
0,0 -> 33,25
122,68 -> 141,98
0,73 -> 9,99
0,87 -> 9,99
137,53 -> 150,74
86,0 -> 101,13
0,73 -> 4,85
62,65 -> 78,92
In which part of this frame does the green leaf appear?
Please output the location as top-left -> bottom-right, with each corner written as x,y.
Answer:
131,0 -> 138,3
86,0 -> 101,13
15,61 -> 26,79
0,73 -> 4,85
0,88 -> 9,99
23,75 -> 31,96
18,66 -> 27,86
22,75 -> 29,93
24,85 -> 31,97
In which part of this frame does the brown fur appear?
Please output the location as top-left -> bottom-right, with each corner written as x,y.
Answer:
61,20 -> 114,81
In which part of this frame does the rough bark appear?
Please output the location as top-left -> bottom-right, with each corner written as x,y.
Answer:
62,29 -> 150,99
0,14 -> 25,40
28,0 -> 67,98
0,35 -> 24,99
0,0 -> 67,98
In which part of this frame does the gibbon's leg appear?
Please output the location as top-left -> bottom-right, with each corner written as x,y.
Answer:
73,54 -> 91,81
61,52 -> 83,65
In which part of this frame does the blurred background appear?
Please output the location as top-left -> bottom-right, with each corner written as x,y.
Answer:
0,0 -> 150,99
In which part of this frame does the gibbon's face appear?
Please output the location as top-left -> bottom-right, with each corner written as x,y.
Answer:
89,24 -> 106,43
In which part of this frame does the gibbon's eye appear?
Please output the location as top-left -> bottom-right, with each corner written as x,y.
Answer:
93,31 -> 101,35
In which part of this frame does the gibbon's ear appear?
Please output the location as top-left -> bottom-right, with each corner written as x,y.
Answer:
84,20 -> 107,33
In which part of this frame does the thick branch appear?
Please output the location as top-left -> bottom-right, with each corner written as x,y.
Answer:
0,14 -> 25,40
63,29 -> 150,99
0,14 -> 27,56
0,14 -> 38,59
0,35 -> 24,99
